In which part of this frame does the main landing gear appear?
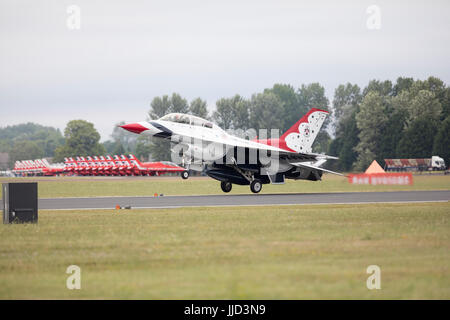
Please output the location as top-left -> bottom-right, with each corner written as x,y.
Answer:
218,160 -> 264,193
250,179 -> 262,194
220,181 -> 232,193
219,179 -> 263,194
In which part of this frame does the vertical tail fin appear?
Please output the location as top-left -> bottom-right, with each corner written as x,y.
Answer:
128,154 -> 141,165
280,108 -> 329,153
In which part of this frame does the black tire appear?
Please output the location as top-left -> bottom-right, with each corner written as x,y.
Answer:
220,181 -> 232,193
181,171 -> 189,179
250,179 -> 262,194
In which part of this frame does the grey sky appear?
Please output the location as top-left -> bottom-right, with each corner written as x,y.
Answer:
1,0 -> 449,141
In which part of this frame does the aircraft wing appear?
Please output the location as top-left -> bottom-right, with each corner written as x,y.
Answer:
173,133 -> 324,162
291,161 -> 345,176
125,119 -> 338,164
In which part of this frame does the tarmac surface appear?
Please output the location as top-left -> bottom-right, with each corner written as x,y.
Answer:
1,190 -> 448,210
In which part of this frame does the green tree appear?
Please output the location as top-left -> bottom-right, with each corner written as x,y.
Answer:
113,142 -> 126,155
328,108 -> 359,171
408,77 -> 446,101
327,76 -> 448,171
362,80 -> 393,97
0,123 -> 64,158
433,116 -> 450,163
189,97 -> 209,119
264,84 -> 299,132
337,114 -> 359,171
354,92 -> 389,170
406,90 -> 442,125
354,148 -> 377,172
212,95 -> 250,137
379,107 -> 406,160
328,83 -> 362,171
148,139 -> 171,161
54,120 -> 105,161
230,96 -> 250,130
332,83 -> 362,124
149,95 -> 171,119
102,140 -> 116,155
111,121 -> 138,153
312,131 -> 331,154
213,97 -> 235,129
327,83 -> 362,170
396,117 -> 438,158
249,92 -> 284,133
170,93 -> 189,114
393,77 -> 414,96
441,87 -> 450,120
135,135 -> 153,161
297,83 -> 329,108
9,140 -> 44,167
41,133 -> 65,157
0,140 -> 11,153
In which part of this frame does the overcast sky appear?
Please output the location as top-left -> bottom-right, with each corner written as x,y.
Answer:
1,0 -> 449,141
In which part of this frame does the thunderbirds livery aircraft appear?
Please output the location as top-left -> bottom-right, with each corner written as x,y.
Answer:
120,108 -> 343,193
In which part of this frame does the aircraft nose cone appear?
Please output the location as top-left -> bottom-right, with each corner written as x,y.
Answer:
119,123 -> 148,134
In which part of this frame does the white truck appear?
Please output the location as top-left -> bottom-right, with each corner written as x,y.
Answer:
384,156 -> 446,171
431,156 -> 446,171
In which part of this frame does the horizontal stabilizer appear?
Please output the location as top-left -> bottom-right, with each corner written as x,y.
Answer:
311,153 -> 339,160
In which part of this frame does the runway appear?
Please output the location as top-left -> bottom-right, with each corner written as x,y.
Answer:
1,190 -> 448,210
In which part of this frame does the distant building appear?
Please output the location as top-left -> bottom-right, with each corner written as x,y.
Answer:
0,152 -> 9,170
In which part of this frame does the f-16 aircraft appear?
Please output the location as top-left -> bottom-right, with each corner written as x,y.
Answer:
120,108 -> 342,193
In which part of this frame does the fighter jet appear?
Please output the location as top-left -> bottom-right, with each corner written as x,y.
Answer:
120,108 -> 342,193
127,154 -> 188,177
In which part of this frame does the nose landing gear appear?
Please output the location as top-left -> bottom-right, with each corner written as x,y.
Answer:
181,170 -> 189,179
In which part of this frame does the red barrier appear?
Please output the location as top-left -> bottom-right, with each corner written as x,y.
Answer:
348,173 -> 413,185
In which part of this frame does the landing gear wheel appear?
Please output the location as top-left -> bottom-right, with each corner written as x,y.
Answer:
220,181 -> 232,193
181,171 -> 189,179
250,179 -> 262,194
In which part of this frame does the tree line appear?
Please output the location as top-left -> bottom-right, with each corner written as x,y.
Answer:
0,123 -> 65,169
1,76 -> 448,171
330,76 -> 449,171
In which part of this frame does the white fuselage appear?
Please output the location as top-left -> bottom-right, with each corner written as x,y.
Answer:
137,118 -> 294,173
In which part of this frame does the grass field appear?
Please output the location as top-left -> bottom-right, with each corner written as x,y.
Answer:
0,202 -> 449,299
0,174 -> 449,198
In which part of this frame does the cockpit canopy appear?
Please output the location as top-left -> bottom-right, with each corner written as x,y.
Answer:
159,113 -> 214,129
